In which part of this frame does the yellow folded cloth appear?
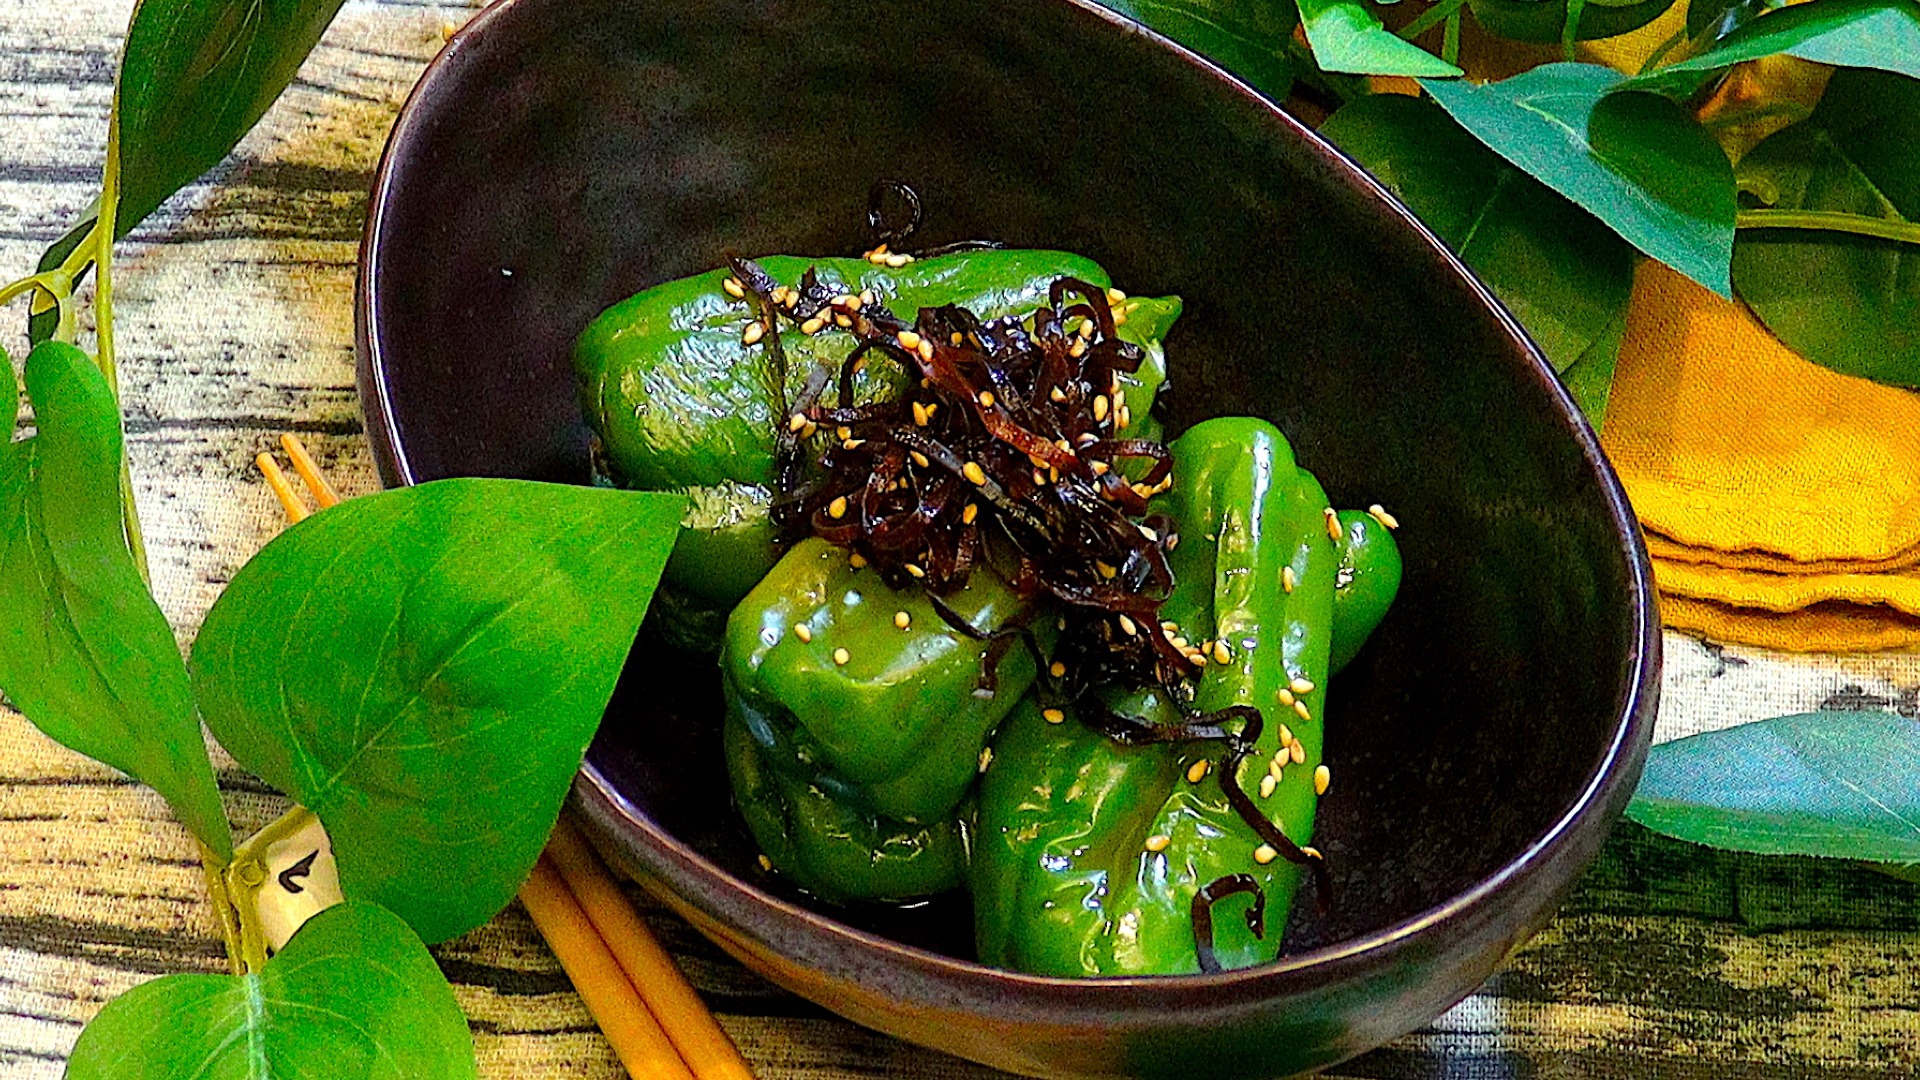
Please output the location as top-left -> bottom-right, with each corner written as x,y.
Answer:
1598,262 -> 1920,651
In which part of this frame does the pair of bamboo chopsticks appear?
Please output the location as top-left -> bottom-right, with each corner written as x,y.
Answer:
257,436 -> 756,1080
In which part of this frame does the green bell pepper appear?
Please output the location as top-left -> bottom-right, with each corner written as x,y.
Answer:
574,250 -> 1179,615
725,680 -> 967,904
972,416 -> 1340,976
723,537 -> 1046,823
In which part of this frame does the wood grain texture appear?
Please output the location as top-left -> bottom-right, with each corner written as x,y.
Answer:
0,0 -> 1916,1076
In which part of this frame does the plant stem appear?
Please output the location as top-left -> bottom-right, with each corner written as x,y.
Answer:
1737,209 -> 1920,246
1398,0 -> 1468,41
199,844 -> 248,977
92,104 -> 149,585
1635,24 -> 1690,75
1442,10 -> 1462,67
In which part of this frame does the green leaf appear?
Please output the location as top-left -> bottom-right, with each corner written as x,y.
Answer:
1300,0 -> 1465,76
1731,68 -> 1920,385
1558,300 -> 1628,429
0,341 -> 230,858
1630,0 -> 1920,93
192,479 -> 684,943
112,0 -> 348,241
1321,94 -> 1635,408
67,901 -> 477,1079
1627,710 -> 1920,862
1099,0 -> 1297,101
1423,63 -> 1737,295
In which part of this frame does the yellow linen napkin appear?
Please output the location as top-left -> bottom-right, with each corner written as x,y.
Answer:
1598,263 -> 1920,651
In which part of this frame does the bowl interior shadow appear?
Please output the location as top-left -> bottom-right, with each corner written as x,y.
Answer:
359,0 -> 1655,1070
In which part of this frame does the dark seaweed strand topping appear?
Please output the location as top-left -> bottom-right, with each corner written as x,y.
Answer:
730,252 -> 1197,691
1192,874 -> 1266,975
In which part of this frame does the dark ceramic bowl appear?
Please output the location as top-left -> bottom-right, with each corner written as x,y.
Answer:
355,0 -> 1659,1075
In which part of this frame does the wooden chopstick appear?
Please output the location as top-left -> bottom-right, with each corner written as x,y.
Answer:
278,433 -> 341,509
546,819 -> 756,1080
521,858 -> 697,1080
254,436 -> 754,1080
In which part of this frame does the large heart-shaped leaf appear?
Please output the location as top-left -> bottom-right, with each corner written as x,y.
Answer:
1300,0 -> 1464,77
1627,711 -> 1920,864
66,901 -> 476,1079
1628,0 -> 1920,95
1099,0 -> 1297,101
192,479 -> 683,943
1423,63 -> 1737,295
0,341 -> 230,857
1322,93 -> 1635,425
1731,68 -> 1920,386
30,0 -> 346,343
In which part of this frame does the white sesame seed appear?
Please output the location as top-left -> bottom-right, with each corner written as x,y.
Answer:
758,853 -> 773,870
1117,403 -> 1131,430
789,413 -> 810,432
1186,759 -> 1209,784
828,496 -> 848,519
723,277 -> 745,298
978,390 -> 996,408
911,450 -> 931,468
978,746 -> 993,772
1050,386 -> 1067,403
1106,287 -> 1126,304
842,439 -> 865,450
801,317 -> 825,335
1050,661 -> 1067,678
860,289 -> 876,306
849,553 -> 867,569
963,461 -> 988,485
1293,700 -> 1312,724
1212,640 -> 1232,665
1043,707 -> 1066,724
837,426 -> 852,440
1118,614 -> 1138,636
1314,765 -> 1331,795
1368,503 -> 1400,530
742,322 -> 765,345
1145,835 -> 1172,853
895,610 -> 911,630
912,401 -> 930,426
1253,844 -> 1277,865
833,647 -> 851,666
835,313 -> 852,328
905,563 -> 926,578
918,340 -> 934,361
886,253 -> 912,268
1290,677 -> 1316,695
794,624 -> 813,643
1139,525 -> 1158,542
1282,566 -> 1296,593
1093,395 -> 1110,422
1302,846 -> 1321,860
1259,774 -> 1278,799
1278,723 -> 1293,746
1325,508 -> 1342,542
1278,687 -> 1296,707
1289,739 -> 1306,764
897,329 -> 922,351
962,503 -> 979,525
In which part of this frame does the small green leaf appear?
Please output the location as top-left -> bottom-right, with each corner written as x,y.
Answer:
0,341 -> 230,858
192,479 -> 683,943
1099,0 -> 1297,101
1627,710 -> 1920,862
1558,301 -> 1628,429
1629,0 -> 1920,94
1321,94 -> 1635,403
1422,63 -> 1737,295
1300,0 -> 1464,77
67,901 -> 476,1079
1731,68 -> 1920,385
112,0 -> 348,241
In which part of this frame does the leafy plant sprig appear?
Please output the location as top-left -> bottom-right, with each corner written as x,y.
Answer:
0,0 -> 686,1071
1121,0 -> 1920,415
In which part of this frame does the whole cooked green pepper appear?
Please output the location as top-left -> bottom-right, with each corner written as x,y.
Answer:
972,417 -> 1339,975
574,250 -> 1179,615
725,684 -> 966,904
722,538 -> 1044,823
1331,508 -> 1402,675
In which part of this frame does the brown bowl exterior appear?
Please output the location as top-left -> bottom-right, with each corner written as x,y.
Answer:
355,0 -> 1660,1076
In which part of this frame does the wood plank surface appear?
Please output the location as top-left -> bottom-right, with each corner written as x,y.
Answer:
0,1 -> 1915,1076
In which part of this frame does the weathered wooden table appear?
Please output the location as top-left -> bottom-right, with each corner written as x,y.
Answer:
1,1 -> 1915,1075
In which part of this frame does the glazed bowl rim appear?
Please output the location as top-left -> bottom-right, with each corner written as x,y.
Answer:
355,0 -> 1661,1007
